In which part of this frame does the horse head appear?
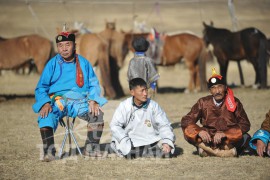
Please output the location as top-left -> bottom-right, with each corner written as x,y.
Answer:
202,22 -> 212,47
105,19 -> 116,30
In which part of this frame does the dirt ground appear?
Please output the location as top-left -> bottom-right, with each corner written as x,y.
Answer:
0,0 -> 270,180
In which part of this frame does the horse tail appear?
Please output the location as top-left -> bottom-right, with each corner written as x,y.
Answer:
198,42 -> 210,91
258,38 -> 268,88
97,43 -> 117,99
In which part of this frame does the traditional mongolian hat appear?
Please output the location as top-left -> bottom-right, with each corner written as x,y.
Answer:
55,24 -> 75,43
208,68 -> 226,88
132,37 -> 149,52
55,31 -> 75,43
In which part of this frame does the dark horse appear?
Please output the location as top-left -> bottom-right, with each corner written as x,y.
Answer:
203,22 -> 268,88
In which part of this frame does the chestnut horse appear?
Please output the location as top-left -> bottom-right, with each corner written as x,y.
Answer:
98,21 -> 130,98
203,22 -> 268,88
76,33 -> 117,99
0,34 -> 54,74
99,24 -> 129,68
75,21 -> 129,98
148,31 -> 210,92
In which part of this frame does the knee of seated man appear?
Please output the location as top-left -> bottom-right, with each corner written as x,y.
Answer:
79,111 -> 104,124
87,122 -> 104,131
38,113 -> 59,131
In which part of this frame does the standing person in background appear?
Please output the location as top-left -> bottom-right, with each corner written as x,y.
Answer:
33,30 -> 107,162
127,37 -> 160,97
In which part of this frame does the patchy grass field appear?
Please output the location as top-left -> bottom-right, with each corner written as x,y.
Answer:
0,0 -> 270,179
0,62 -> 270,179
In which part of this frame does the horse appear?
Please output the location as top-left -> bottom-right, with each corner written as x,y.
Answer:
148,29 -> 211,92
0,36 -> 6,41
0,34 -> 54,74
0,37 -> 37,74
99,20 -> 129,69
267,38 -> 270,56
202,22 -> 268,89
76,33 -> 117,99
98,22 -> 130,98
75,20 -> 130,99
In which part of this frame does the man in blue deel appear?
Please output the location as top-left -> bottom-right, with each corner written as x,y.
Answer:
33,30 -> 107,162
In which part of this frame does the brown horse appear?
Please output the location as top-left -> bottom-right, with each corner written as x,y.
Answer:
64,21 -> 128,99
99,21 -> 129,68
148,31 -> 210,92
76,33 -> 117,99
98,21 -> 130,98
0,34 -> 54,74
0,36 -> 6,41
203,22 -> 268,89
77,21 -> 130,98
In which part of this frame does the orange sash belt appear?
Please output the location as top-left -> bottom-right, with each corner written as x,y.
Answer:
50,94 -> 64,111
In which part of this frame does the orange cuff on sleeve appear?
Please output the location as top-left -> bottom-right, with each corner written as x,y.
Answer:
224,127 -> 242,144
184,124 -> 202,144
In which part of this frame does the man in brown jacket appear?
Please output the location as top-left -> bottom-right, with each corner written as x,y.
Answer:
181,68 -> 251,157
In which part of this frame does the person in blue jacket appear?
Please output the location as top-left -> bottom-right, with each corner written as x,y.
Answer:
33,31 -> 107,161
249,110 -> 270,157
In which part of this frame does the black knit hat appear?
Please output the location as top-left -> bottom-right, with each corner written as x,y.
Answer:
132,37 -> 149,52
56,32 -> 75,43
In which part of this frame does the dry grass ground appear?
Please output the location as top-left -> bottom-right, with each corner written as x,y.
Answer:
0,0 -> 270,179
0,61 -> 270,180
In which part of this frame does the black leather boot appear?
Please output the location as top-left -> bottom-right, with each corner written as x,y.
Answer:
40,127 -> 56,162
84,122 -> 104,157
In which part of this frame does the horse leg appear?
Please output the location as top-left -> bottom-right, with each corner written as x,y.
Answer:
194,65 -> 200,93
98,46 -> 117,99
185,59 -> 196,93
236,61 -> 245,86
198,52 -> 207,91
258,39 -> 268,88
193,61 -> 201,93
219,59 -> 229,85
109,56 -> 125,98
250,60 -> 260,89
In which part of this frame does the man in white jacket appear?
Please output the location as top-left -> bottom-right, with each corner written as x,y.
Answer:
110,78 -> 175,158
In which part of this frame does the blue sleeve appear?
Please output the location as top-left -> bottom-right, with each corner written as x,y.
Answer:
249,129 -> 270,150
86,59 -> 107,107
32,60 -> 53,113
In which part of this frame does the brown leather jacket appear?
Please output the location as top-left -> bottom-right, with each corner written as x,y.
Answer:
181,95 -> 250,145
